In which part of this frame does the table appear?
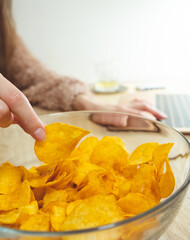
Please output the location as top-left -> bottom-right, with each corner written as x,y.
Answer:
1,83 -> 190,239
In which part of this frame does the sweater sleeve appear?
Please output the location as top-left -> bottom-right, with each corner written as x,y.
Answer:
8,36 -> 91,111
23,77 -> 90,111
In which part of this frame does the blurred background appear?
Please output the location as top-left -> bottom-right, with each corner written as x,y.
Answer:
12,0 -> 190,86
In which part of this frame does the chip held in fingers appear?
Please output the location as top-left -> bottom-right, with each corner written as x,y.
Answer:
34,122 -> 90,164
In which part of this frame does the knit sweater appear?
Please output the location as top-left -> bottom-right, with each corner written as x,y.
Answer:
6,36 -> 90,111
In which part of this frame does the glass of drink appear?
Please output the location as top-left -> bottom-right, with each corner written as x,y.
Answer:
94,61 -> 120,93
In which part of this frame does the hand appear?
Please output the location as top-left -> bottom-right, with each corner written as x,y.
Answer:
0,74 -> 46,140
125,98 -> 167,120
73,94 -> 167,127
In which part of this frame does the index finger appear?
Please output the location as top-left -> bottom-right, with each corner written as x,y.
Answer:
0,74 -> 46,140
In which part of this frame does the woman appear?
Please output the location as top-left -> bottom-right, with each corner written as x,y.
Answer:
0,0 -> 166,140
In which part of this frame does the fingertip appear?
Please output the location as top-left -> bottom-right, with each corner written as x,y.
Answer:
33,127 -> 46,141
156,112 -> 168,120
161,113 -> 168,119
147,106 -> 167,120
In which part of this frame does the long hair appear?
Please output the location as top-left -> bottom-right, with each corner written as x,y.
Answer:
0,0 -> 16,78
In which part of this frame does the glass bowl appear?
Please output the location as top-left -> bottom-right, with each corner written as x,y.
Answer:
0,111 -> 189,240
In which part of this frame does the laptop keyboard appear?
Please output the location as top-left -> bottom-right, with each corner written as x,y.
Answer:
156,94 -> 190,128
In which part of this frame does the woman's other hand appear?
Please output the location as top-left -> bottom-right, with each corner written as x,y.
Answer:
73,94 -> 167,119
125,98 -> 167,120
73,94 -> 167,127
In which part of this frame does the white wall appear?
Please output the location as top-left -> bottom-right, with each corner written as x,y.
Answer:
12,0 -> 190,85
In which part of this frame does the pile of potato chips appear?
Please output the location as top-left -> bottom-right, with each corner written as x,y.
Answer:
0,123 -> 175,232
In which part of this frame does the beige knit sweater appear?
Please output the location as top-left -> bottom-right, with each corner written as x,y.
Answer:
7,36 -> 90,111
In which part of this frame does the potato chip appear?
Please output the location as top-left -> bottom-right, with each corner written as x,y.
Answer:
60,195 -> 125,230
118,192 -> 158,215
43,187 -> 67,209
78,172 -> 108,199
50,204 -> 66,231
32,163 -> 57,176
115,175 -> 131,198
103,172 -> 130,198
128,142 -> 158,165
46,161 -> 66,182
91,136 -> 130,171
64,186 -> 79,202
121,165 -> 138,180
130,164 -> 161,202
31,161 -> 75,194
66,199 -> 83,216
158,161 -> 175,198
0,162 -> 23,194
27,171 -> 50,188
43,200 -> 66,211
77,136 -> 99,161
66,137 -> 99,165
102,171 -> 117,194
152,143 -> 174,177
0,180 -> 31,211
27,163 -> 60,188
45,161 -> 75,190
34,123 -> 90,164
19,201 -> 39,216
0,209 -> 20,225
16,201 -> 39,226
72,162 -> 106,187
20,212 -> 50,231
65,147 -> 81,161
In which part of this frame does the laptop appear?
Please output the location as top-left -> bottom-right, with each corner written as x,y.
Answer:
118,92 -> 190,134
